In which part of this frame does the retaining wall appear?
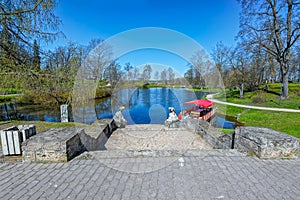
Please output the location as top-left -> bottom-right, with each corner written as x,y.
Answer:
80,119 -> 117,151
183,119 -> 233,149
183,119 -> 299,159
235,126 -> 299,159
22,119 -> 117,163
22,128 -> 86,162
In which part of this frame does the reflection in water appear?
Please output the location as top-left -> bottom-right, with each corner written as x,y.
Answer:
1,88 -> 209,125
149,104 -> 167,124
116,88 -> 202,124
216,116 -> 235,129
95,98 -> 113,119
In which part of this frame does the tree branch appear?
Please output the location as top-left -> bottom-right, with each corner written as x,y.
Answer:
0,0 -> 44,16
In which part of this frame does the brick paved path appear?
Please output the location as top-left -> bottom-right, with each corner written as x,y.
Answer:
1,150 -> 299,200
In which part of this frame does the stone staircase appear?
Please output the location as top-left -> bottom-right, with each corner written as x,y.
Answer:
76,148 -> 245,173
104,124 -> 213,151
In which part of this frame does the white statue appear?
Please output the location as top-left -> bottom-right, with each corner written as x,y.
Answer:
113,106 -> 127,128
165,107 -> 180,128
168,107 -> 178,121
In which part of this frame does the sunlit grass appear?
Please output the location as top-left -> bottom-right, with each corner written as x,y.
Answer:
214,83 -> 300,138
0,121 -> 89,133
0,121 -> 90,146
217,128 -> 235,134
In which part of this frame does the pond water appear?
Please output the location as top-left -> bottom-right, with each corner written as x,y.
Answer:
0,88 -> 234,129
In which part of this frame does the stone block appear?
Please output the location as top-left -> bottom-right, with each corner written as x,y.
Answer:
81,119 -> 117,151
235,126 -> 299,159
22,128 -> 86,163
182,118 -> 233,149
164,119 -> 180,128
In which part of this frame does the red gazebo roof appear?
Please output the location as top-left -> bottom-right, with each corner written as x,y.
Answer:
183,100 -> 214,108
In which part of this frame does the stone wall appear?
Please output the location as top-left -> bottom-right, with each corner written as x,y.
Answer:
80,119 -> 117,151
22,119 -> 118,163
183,119 -> 233,149
235,126 -> 299,159
183,119 -> 299,159
22,128 -> 86,163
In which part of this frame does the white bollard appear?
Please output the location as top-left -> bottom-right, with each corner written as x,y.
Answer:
0,125 -> 36,155
60,104 -> 69,122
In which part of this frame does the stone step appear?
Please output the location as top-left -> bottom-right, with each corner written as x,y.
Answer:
76,149 -> 247,159
122,124 -> 165,131
75,149 -> 248,174
121,125 -> 190,132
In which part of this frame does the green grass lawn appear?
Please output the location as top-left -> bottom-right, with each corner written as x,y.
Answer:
215,83 -> 300,109
217,128 -> 235,134
214,83 -> 300,138
0,121 -> 89,134
0,121 -> 90,146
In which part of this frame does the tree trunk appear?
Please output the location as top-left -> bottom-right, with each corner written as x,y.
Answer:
279,61 -> 289,98
239,83 -> 244,98
282,72 -> 289,98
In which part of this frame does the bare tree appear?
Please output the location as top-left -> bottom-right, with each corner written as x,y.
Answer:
265,52 -> 278,83
104,61 -> 122,86
167,67 -> 175,85
154,71 -> 159,84
133,67 -> 140,82
227,46 -> 251,98
124,62 -> 133,81
211,42 -> 232,88
248,43 -> 269,90
289,47 -> 300,82
184,64 -> 195,86
0,0 -> 61,70
142,64 -> 152,83
83,40 -> 112,81
160,69 -> 167,85
211,42 -> 229,76
238,0 -> 300,98
190,50 -> 209,88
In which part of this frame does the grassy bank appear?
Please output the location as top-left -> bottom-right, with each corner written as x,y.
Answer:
0,95 -> 14,103
192,87 -> 223,93
214,83 -> 300,138
215,83 -> 300,109
0,121 -> 89,134
0,121 -> 90,147
0,88 -> 23,104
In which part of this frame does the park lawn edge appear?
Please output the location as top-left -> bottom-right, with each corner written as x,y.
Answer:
0,121 -> 89,134
215,103 -> 300,138
0,121 -> 90,146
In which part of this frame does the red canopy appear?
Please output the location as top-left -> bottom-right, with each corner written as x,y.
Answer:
183,100 -> 214,108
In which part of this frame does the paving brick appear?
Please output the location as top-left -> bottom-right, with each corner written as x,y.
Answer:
0,148 -> 300,199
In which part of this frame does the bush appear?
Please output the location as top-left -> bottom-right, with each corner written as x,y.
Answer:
252,90 -> 267,103
0,96 -> 13,103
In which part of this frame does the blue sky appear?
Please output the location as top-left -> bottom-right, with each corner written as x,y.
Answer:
47,0 -> 240,75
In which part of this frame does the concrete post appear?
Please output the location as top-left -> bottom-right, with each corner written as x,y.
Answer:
60,104 -> 69,122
